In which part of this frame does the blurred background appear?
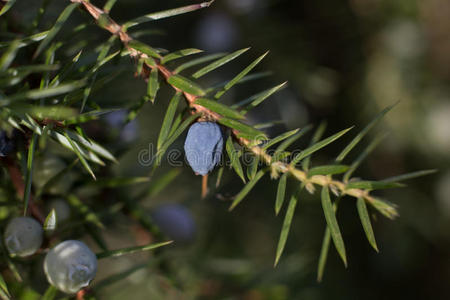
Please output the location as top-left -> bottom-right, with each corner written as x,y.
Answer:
6,0 -> 450,299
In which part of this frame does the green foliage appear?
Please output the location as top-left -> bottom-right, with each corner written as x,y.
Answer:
214,51 -> 268,99
230,169 -> 268,211
0,0 -> 15,16
356,197 -> 378,252
195,98 -> 245,120
236,82 -> 287,115
317,201 -> 335,282
42,285 -> 57,300
23,134 -> 37,215
43,209 -> 57,232
307,165 -> 349,177
0,272 -> 11,300
274,186 -> 300,266
192,47 -> 250,78
154,112 -> 200,167
174,52 -> 225,74
96,241 -> 172,259
225,136 -> 246,183
123,0 -> 215,29
290,127 -> 353,165
0,0 -> 433,297
275,173 -> 287,215
321,186 -> 347,267
33,3 -> 79,59
145,68 -> 159,103
167,74 -> 205,96
218,117 -> 267,141
161,48 -> 203,65
128,40 -> 161,59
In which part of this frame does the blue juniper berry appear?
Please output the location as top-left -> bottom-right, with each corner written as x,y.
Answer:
151,204 -> 196,244
184,122 -> 223,176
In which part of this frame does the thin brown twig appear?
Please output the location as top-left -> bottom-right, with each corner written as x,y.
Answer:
76,288 -> 87,300
201,174 -> 208,199
0,157 -> 45,223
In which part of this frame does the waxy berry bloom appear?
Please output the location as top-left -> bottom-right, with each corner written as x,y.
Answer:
4,217 -> 43,257
44,240 -> 97,294
184,122 -> 223,175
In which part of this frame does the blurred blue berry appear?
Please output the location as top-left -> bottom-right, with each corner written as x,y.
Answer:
195,12 -> 238,52
0,131 -> 14,157
184,122 -> 223,175
104,110 -> 138,143
151,204 -> 196,244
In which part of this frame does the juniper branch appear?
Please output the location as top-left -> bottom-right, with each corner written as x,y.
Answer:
71,0 -> 398,217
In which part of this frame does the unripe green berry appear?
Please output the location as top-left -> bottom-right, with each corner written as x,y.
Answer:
4,217 -> 43,257
46,199 -> 71,223
44,240 -> 97,294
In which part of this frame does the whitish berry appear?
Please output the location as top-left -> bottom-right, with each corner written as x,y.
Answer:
44,240 -> 97,294
4,217 -> 43,257
152,204 -> 196,243
184,122 -> 223,175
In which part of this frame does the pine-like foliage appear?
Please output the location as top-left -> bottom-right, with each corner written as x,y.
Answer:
0,0 -> 434,298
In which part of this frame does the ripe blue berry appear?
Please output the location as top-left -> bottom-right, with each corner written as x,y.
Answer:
184,122 -> 223,175
4,217 -> 43,257
44,240 -> 97,294
151,204 -> 196,243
